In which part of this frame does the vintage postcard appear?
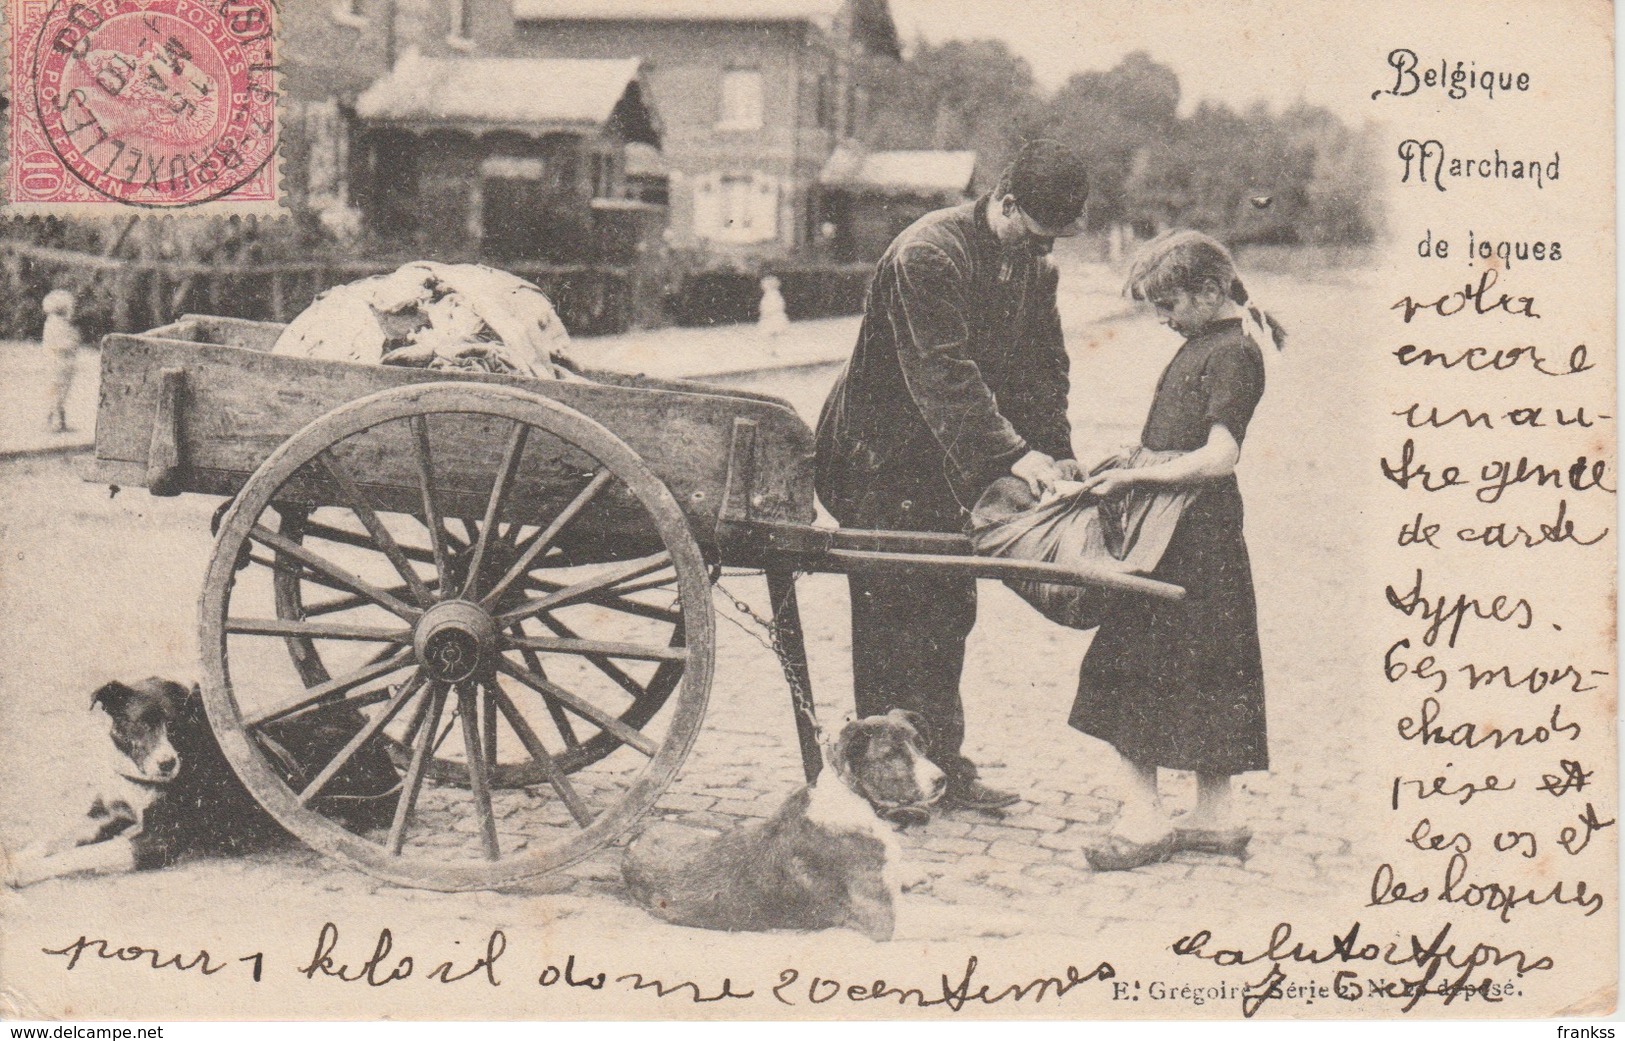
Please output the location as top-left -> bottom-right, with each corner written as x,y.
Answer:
0,0 -> 1615,1023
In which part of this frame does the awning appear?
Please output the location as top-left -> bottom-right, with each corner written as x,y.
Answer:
819,145 -> 977,197
357,53 -> 660,144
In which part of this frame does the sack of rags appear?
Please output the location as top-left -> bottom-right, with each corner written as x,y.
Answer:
967,448 -> 1199,630
271,261 -> 583,380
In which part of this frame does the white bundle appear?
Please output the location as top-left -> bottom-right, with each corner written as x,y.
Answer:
271,262 -> 582,380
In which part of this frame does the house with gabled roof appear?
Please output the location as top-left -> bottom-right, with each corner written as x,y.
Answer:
506,0 -> 902,255
817,142 -> 977,260
354,53 -> 662,262
281,0 -> 905,262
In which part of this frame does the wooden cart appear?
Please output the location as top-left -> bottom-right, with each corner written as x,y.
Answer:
87,315 -> 1182,891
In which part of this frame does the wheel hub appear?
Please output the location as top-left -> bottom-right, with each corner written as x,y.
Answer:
414,600 -> 498,683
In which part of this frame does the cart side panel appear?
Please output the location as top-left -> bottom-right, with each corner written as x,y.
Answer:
90,336 -> 815,550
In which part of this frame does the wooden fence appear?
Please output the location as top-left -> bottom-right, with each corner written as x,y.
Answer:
0,243 -> 637,340
1,242 -> 876,343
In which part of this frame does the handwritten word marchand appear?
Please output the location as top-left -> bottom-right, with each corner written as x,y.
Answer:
1370,853 -> 1607,923
1171,920 -> 1554,1015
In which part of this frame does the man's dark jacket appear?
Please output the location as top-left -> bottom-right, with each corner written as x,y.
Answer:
816,196 -> 1075,531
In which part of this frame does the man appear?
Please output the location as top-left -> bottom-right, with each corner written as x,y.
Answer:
814,139 -> 1090,813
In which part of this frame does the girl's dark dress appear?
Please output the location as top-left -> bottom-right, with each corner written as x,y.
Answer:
1069,318 -> 1268,774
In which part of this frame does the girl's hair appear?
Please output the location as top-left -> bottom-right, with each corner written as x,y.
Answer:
1124,230 -> 1287,350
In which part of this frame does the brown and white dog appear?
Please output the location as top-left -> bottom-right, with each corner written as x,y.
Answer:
5,677 -> 399,888
620,711 -> 946,941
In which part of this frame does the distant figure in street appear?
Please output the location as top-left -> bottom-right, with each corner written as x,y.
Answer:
757,275 -> 789,337
1073,230 -> 1284,871
815,139 -> 1092,816
43,288 -> 80,433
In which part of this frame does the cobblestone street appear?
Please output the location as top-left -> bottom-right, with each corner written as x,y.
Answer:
0,260 -> 1381,1016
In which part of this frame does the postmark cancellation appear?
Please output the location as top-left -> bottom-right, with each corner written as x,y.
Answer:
5,0 -> 279,213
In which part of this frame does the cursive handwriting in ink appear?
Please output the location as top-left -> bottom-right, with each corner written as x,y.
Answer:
42,934 -> 234,976
1392,269 -> 1540,322
1385,569 -> 1533,647
1172,920 -> 1553,1014
298,921 -> 505,987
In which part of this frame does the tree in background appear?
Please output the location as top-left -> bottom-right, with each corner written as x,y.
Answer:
863,45 -> 1379,247
1038,51 -> 1180,232
860,37 -> 1047,185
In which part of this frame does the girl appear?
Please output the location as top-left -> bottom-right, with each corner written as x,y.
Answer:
43,287 -> 80,434
1073,230 -> 1284,871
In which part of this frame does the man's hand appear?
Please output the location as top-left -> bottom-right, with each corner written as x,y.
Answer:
1077,467 -> 1139,498
1054,458 -> 1089,482
1011,450 -> 1062,497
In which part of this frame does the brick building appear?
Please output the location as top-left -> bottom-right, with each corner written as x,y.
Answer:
280,0 -> 902,259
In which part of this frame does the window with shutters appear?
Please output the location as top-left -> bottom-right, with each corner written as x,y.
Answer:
693,171 -> 779,244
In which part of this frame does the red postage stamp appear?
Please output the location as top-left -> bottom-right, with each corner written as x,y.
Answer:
6,0 -> 278,210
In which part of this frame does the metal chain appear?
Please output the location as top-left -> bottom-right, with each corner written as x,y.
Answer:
712,571 -> 823,745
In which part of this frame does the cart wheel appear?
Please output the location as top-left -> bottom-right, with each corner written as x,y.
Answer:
270,509 -> 683,786
200,383 -> 714,890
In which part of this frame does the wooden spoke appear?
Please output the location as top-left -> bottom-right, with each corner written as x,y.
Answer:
298,672 -> 427,805
505,634 -> 688,665
458,683 -> 501,860
602,573 -> 678,597
496,657 -> 659,757
388,682 -> 447,855
510,625 -> 580,749
300,580 -> 431,618
431,699 -> 460,756
409,415 -> 452,592
496,553 -> 671,627
299,519 -> 437,566
480,680 -> 499,773
460,422 -> 530,599
250,525 -> 421,621
523,577 -> 683,624
481,469 -> 615,609
487,681 -> 594,827
227,617 -> 413,643
242,650 -> 417,729
534,615 -> 650,702
319,452 -> 436,605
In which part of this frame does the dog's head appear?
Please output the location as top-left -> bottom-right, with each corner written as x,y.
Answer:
91,678 -> 194,784
830,710 -> 947,816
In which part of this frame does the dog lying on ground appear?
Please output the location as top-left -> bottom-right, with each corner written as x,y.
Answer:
5,677 -> 400,888
620,711 -> 946,941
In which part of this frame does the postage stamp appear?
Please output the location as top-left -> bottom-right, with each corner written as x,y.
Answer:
5,0 -> 278,211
